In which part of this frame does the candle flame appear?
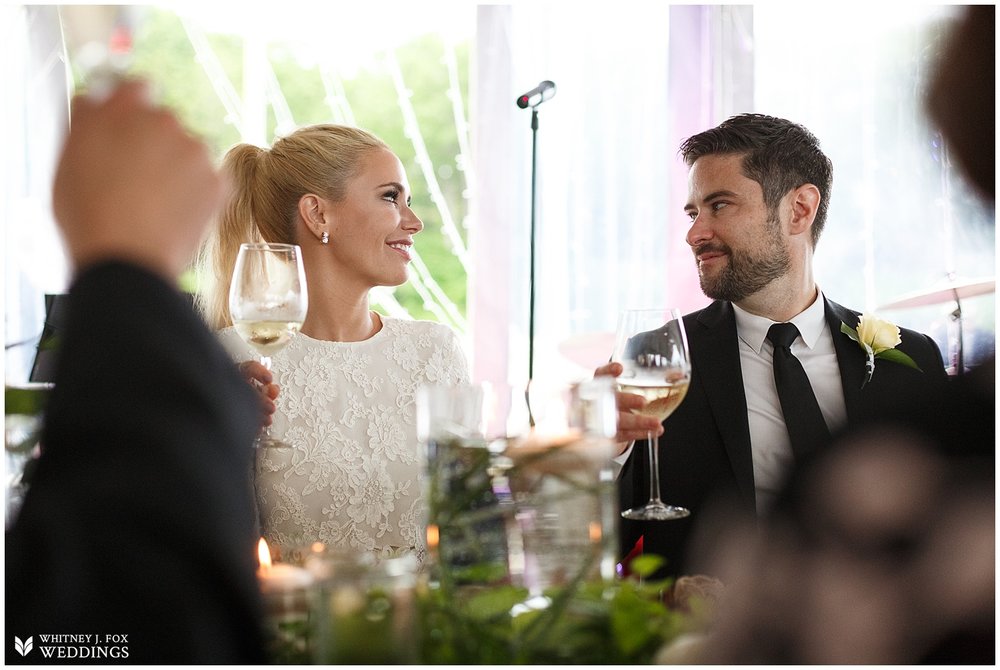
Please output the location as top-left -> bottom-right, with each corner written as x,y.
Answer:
257,537 -> 272,571
426,524 -> 440,549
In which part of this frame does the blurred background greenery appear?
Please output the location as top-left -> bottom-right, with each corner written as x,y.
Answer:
119,7 -> 471,324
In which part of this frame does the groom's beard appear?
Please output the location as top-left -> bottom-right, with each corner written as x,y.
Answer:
695,215 -> 791,303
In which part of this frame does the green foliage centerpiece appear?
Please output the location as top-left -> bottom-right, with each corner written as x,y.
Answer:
412,380 -> 701,663
304,380 -> 707,663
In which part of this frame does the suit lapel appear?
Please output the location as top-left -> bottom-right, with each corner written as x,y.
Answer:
684,298 -> 868,508
691,301 -> 756,505
824,298 -> 866,422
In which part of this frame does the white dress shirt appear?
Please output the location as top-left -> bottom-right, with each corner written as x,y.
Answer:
734,291 -> 847,513
612,292 -> 848,509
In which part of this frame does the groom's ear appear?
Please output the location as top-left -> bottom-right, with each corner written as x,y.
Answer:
787,184 -> 820,242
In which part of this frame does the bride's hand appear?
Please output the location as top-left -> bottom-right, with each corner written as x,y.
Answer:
239,360 -> 279,427
594,361 -> 664,454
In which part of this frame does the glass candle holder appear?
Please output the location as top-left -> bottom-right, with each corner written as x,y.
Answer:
500,378 -> 619,595
304,545 -> 418,664
417,378 -> 619,599
257,540 -> 315,663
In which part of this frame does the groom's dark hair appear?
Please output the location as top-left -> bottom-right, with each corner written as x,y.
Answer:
680,114 -> 834,248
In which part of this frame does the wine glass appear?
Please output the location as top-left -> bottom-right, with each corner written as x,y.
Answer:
613,308 -> 692,521
59,6 -> 144,98
229,243 -> 308,449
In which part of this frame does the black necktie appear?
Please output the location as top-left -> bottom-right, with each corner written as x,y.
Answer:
766,323 -> 830,458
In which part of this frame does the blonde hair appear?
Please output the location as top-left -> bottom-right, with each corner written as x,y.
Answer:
196,124 -> 389,329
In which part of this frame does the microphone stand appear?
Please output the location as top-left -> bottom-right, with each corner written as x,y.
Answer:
517,80 -> 554,426
526,108 -> 539,426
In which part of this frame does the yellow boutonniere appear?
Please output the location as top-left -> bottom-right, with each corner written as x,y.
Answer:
841,314 -> 922,388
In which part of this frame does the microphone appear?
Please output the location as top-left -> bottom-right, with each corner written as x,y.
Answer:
516,80 -> 556,109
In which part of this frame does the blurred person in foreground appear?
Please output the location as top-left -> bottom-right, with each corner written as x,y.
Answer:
5,81 -> 267,663
692,5 -> 994,663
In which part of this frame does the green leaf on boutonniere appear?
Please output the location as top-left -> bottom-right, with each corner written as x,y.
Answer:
840,321 -> 860,342
875,347 -> 922,372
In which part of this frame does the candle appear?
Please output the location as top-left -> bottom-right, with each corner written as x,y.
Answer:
256,538 -> 314,663
256,538 -> 314,595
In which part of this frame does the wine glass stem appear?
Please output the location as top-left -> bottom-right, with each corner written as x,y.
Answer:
646,431 -> 663,505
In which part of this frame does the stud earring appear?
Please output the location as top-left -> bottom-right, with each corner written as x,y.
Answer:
321,231 -> 329,245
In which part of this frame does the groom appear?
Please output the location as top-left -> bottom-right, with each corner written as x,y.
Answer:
602,114 -> 948,577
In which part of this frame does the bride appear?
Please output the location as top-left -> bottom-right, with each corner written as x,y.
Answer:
197,124 -> 469,561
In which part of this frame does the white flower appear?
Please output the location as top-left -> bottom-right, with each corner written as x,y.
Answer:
841,315 -> 922,388
855,314 -> 902,354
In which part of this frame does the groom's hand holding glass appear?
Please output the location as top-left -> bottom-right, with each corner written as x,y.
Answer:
609,308 -> 692,521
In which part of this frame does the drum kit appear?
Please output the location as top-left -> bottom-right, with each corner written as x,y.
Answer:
878,275 -> 995,375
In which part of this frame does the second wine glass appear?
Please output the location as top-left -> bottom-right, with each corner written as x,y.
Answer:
229,242 -> 308,449
614,308 -> 692,521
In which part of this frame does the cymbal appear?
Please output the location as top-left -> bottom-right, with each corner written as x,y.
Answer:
879,277 -> 995,310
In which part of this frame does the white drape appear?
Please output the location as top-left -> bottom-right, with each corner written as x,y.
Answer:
471,5 -> 689,386
470,6 -> 765,385
470,4 -> 994,386
3,5 -> 71,383
6,4 -> 992,386
753,4 -> 995,368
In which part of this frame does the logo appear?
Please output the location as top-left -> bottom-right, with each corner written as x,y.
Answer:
15,636 -> 33,656
19,633 -> 130,660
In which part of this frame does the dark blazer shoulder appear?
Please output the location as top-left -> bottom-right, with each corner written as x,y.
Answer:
10,261 -> 267,663
823,294 -> 948,424
823,295 -> 946,380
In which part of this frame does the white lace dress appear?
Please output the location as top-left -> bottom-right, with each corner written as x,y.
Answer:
218,317 -> 470,562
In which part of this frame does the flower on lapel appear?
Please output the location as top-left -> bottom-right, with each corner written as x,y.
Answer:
841,315 -> 922,388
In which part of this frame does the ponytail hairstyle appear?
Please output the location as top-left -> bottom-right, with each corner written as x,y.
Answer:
196,124 -> 389,329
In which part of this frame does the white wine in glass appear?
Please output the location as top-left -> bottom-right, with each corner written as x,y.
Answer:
229,243 -> 308,449
614,308 -> 692,521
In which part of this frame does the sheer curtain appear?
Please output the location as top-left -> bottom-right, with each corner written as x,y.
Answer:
3,6 -> 71,383
6,5 -> 992,387
753,4 -> 995,369
471,6 -> 754,385
471,4 -> 994,386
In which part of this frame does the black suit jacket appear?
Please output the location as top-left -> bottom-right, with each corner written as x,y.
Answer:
619,296 -> 949,577
6,262 -> 268,663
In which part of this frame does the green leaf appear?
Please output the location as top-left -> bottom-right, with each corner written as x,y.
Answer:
608,585 -> 674,656
509,606 -> 544,634
464,586 -> 528,620
840,321 -> 860,344
5,386 -> 50,416
629,554 -> 666,578
876,347 -> 923,372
